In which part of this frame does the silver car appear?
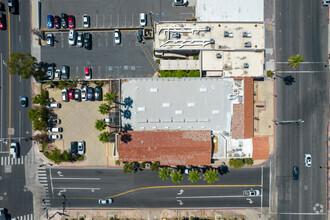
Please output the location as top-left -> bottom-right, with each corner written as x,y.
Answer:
77,33 -> 83,47
68,30 -> 77,46
98,198 -> 113,205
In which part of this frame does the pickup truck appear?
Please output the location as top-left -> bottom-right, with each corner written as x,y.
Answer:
243,189 -> 260,196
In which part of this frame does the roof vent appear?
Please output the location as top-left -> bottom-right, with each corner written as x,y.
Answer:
244,42 -> 252,47
200,87 -> 207,92
205,26 -> 211,31
150,88 -> 158,93
187,102 -> 195,107
175,110 -> 183,115
244,63 -> 249,68
210,39 -> 215,44
224,31 -> 229,37
243,31 -> 252,38
162,103 -> 170,107
216,53 -> 222,59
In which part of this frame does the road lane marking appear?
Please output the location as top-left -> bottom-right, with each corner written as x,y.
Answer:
8,9 -> 12,155
53,187 -> 100,190
51,177 -> 100,180
279,213 -> 326,215
176,195 -> 261,199
0,53 -> 3,152
50,168 -> 54,197
276,71 -> 324,73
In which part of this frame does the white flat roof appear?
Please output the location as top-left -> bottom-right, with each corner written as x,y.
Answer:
197,0 -> 264,22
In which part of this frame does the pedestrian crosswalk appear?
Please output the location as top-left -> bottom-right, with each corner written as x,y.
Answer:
12,214 -> 33,220
38,167 -> 51,208
0,153 -> 35,166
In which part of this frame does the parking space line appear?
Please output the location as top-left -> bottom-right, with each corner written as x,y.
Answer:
61,33 -> 64,48
132,14 -> 134,27
117,14 -> 119,27
96,14 -> 98,27
105,33 -> 108,47
102,14 -> 105,28
125,13 -> 126,27
76,66 -> 79,75
110,14 -> 112,27
98,66 -> 101,75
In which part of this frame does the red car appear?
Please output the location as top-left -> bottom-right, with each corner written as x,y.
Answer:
68,88 -> 74,100
0,13 -> 6,30
54,16 -> 60,29
68,15 -> 75,29
85,67 -> 91,80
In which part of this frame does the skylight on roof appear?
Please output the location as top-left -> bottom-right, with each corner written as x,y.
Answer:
150,88 -> 158,93
175,110 -> 183,115
138,107 -> 146,112
187,102 -> 195,107
200,87 -> 207,92
162,103 -> 170,107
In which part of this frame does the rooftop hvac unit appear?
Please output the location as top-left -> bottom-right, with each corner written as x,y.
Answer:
224,31 -> 229,37
210,39 -> 215,44
216,53 -> 222,59
243,31 -> 252,38
244,42 -> 252,47
205,26 -> 211,31
244,63 -> 249,68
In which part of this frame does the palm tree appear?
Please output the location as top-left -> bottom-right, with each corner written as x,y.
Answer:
267,54 -> 304,77
98,132 -> 110,143
171,170 -> 183,184
188,170 -> 200,183
158,167 -> 170,181
95,119 -> 106,131
98,103 -> 111,115
150,161 -> 160,172
203,169 -> 219,184
104,90 -> 117,104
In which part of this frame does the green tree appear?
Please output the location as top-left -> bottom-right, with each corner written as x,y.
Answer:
62,151 -> 71,161
203,169 -> 219,184
115,160 -> 121,166
98,103 -> 111,115
98,132 -> 110,143
244,158 -> 253,166
229,158 -> 245,170
28,108 -> 40,121
68,79 -> 78,88
33,132 -> 48,143
95,119 -> 106,131
28,107 -> 48,131
150,161 -> 160,172
171,170 -> 183,183
139,162 -> 146,169
33,88 -> 48,106
6,53 -> 37,79
95,80 -> 104,87
45,148 -> 63,165
158,167 -> 170,181
33,118 -> 47,131
267,54 -> 304,77
104,90 -> 117,104
123,162 -> 134,173
188,169 -> 200,183
58,80 -> 69,90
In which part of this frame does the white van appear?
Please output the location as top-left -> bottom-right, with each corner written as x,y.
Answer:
46,103 -> 61,108
47,127 -> 63,132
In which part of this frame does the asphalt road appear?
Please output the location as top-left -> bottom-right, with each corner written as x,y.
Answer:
40,0 -> 195,79
40,166 -> 269,209
0,0 -> 34,218
275,0 -> 329,219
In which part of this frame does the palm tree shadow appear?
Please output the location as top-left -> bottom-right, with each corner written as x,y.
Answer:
277,75 -> 295,86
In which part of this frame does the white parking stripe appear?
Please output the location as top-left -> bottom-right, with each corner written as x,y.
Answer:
38,173 -> 47,176
11,157 -> 13,164
1,157 -> 3,165
21,156 -> 23,164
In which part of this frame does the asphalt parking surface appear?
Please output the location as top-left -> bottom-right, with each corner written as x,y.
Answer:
40,0 -> 194,79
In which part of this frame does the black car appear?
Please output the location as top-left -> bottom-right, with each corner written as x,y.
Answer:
84,33 -> 92,50
61,13 -> 68,28
293,166 -> 299,180
71,141 -> 78,154
137,29 -> 143,43
94,86 -> 102,101
87,87 -> 94,101
8,0 -> 18,14
0,13 -> 6,30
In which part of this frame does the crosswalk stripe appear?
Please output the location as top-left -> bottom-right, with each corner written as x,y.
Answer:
38,173 -> 46,176
1,157 -> 3,165
11,157 -> 13,164
5,157 -> 8,165
21,156 -> 24,164
38,170 -> 46,173
38,177 -> 47,179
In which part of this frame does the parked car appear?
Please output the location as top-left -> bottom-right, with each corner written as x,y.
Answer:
46,33 -> 54,46
84,33 -> 91,50
95,86 -> 102,101
46,103 -> 61,108
81,86 -> 87,101
68,88 -> 74,100
62,89 -> 68,102
98,199 -> 113,205
48,118 -> 61,125
77,33 -> 83,47
137,29 -> 143,43
74,89 -> 81,101
71,141 -> 78,154
305,154 -> 312,167
61,13 -> 68,28
47,66 -> 54,80
54,15 -> 60,29
114,29 -> 121,44
8,0 -> 17,14
85,67 -> 91,79
61,65 -> 69,79
173,0 -> 188,6
292,166 -> 299,180
78,141 -> 85,155
54,69 -> 61,80
47,14 -> 53,28
10,142 -> 18,158
47,127 -> 63,132
0,13 -> 6,30
87,87 -> 94,101
20,96 -> 28,107
83,14 -> 90,28
139,13 -> 146,26
68,30 -> 77,46
243,189 -> 260,196
48,134 -> 63,140
68,15 -> 75,29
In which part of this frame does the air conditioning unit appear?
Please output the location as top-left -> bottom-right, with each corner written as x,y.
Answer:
244,42 -> 252,47
216,53 -> 222,59
244,63 -> 249,68
210,39 -> 215,44
243,31 -> 252,38
224,31 -> 229,37
205,26 -> 211,31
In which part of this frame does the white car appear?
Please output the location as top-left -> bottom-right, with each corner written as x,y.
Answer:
114,29 -> 121,44
139,13 -> 146,26
77,33 -> 83,47
47,66 -> 54,80
305,154 -> 312,167
46,103 -> 61,108
81,86 -> 87,101
68,30 -> 77,46
47,127 -> 63,132
83,14 -> 90,28
98,198 -> 113,205
323,0 -> 329,6
78,141 -> 85,155
48,134 -> 63,140
10,142 -> 18,158
62,89 -> 68,102
54,69 -> 61,80
46,33 -> 54,46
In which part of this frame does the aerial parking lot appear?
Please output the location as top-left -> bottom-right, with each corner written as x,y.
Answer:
40,0 -> 195,79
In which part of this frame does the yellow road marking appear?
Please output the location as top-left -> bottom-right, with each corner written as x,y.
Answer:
8,9 -> 11,155
49,184 -> 262,200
